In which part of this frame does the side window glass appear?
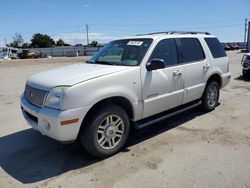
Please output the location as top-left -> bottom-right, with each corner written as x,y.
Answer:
204,38 -> 226,58
150,39 -> 179,66
179,38 -> 197,62
178,38 -> 205,63
194,39 -> 205,60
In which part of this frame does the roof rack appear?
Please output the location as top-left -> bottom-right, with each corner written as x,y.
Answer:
137,31 -> 211,36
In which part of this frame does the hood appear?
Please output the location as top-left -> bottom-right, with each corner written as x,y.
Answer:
27,63 -> 129,91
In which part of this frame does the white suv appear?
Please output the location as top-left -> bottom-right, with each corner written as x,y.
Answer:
21,31 -> 231,157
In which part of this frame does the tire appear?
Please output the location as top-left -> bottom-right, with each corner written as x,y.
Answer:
201,81 -> 220,112
79,104 -> 130,158
242,70 -> 249,78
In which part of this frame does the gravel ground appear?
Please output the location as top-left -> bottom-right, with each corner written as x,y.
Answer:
0,52 -> 250,188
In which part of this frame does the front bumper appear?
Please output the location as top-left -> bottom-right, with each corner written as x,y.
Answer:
243,68 -> 250,75
20,94 -> 91,142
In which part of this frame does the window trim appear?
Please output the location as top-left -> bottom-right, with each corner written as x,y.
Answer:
148,38 -> 180,68
147,37 -> 207,70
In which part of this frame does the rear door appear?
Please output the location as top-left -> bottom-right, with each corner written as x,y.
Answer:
176,38 -> 208,104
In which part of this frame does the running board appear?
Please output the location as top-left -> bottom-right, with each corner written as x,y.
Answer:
134,100 -> 202,129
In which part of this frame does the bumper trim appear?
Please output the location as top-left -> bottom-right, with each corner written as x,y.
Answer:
61,118 -> 79,126
21,107 -> 38,126
221,72 -> 231,88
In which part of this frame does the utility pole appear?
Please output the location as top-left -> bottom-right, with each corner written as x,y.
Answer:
247,21 -> 250,52
244,18 -> 248,44
86,24 -> 89,46
4,37 -> 7,46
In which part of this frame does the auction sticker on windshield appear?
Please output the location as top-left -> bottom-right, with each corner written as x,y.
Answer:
127,41 -> 143,46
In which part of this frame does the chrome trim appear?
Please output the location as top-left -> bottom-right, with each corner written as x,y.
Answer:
24,84 -> 48,107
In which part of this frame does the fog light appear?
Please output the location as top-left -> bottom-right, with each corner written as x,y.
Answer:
41,119 -> 50,130
44,123 -> 51,130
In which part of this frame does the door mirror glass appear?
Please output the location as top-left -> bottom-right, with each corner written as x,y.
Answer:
146,58 -> 165,71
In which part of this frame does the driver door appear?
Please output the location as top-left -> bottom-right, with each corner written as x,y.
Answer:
141,39 -> 184,118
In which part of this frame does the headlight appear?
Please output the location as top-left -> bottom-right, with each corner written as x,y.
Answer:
45,87 -> 69,109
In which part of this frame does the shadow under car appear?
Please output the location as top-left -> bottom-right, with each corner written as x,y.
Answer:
0,108 -> 204,184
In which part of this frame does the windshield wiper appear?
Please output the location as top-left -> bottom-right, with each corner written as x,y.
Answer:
86,60 -> 121,66
86,60 -> 95,64
94,61 -> 114,65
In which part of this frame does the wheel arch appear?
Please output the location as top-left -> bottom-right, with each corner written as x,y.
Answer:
79,96 -> 134,131
206,73 -> 222,88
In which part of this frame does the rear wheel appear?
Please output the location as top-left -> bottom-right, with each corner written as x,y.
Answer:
80,105 -> 130,158
201,81 -> 220,112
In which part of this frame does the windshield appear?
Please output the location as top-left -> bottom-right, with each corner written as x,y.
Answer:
244,55 -> 250,61
88,38 -> 153,66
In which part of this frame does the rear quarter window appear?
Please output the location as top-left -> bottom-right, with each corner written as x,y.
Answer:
204,38 -> 227,58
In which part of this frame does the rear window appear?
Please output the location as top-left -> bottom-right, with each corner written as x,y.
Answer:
179,38 -> 205,63
204,38 -> 227,58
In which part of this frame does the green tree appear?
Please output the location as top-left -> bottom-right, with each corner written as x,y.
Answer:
22,43 -> 31,48
31,33 -> 55,48
56,39 -> 65,46
90,40 -> 98,47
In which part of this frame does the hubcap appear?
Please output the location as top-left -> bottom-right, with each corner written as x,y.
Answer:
207,85 -> 218,107
97,115 -> 124,149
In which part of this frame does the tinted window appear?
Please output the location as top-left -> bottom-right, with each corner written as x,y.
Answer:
204,38 -> 226,58
150,39 -> 179,66
179,38 -> 205,63
194,39 -> 206,60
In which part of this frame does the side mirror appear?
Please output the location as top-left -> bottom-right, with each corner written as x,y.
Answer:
146,59 -> 165,71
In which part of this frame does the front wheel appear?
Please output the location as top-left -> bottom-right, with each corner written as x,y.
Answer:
201,81 -> 220,112
79,105 -> 130,158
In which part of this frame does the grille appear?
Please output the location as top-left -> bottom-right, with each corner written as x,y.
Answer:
25,84 -> 48,107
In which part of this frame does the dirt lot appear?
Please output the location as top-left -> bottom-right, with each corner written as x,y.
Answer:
0,52 -> 250,188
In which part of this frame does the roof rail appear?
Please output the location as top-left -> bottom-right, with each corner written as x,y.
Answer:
168,31 -> 210,35
137,31 -> 210,36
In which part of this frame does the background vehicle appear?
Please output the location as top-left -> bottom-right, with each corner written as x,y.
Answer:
21,31 -> 231,158
18,50 -> 39,59
229,43 -> 239,50
0,47 -> 19,60
242,53 -> 250,78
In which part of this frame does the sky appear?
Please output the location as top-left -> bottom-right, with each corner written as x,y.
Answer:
0,0 -> 249,46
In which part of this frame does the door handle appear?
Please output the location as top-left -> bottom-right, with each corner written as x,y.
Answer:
173,70 -> 183,76
203,64 -> 210,70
